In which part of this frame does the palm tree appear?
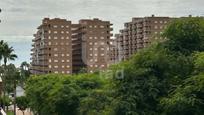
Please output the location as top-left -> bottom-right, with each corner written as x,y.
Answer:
20,61 -> 30,88
0,40 -> 5,65
2,43 -> 17,67
0,41 -> 17,112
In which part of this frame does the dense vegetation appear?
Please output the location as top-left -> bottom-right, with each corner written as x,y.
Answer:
0,40 -> 30,114
25,17 -> 204,115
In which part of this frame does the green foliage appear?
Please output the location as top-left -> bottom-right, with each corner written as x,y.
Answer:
25,17 -> 204,115
160,73 -> 204,115
25,73 -> 109,115
162,17 -> 204,55
19,61 -> 30,88
108,17 -> 204,115
16,96 -> 29,111
0,95 -> 11,106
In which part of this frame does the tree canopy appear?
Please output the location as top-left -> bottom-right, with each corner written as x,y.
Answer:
25,17 -> 204,115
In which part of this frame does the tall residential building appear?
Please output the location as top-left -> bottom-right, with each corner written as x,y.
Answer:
79,18 -> 113,73
31,18 -> 72,74
115,15 -> 172,61
31,18 -> 113,75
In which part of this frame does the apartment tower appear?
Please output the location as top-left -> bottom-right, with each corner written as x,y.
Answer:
115,15 -> 171,61
79,18 -> 113,73
31,18 -> 113,74
31,18 -> 72,74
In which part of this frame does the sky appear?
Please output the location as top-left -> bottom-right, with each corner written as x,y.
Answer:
0,0 -> 204,66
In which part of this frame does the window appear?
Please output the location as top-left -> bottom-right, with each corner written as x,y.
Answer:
94,42 -> 98,45
54,71 -> 58,73
90,59 -> 93,62
154,26 -> 158,29
66,25 -> 69,28
66,31 -> 69,34
89,42 -> 93,45
160,21 -> 163,23
95,65 -> 98,67
61,42 -> 64,45
62,71 -> 65,74
48,36 -> 51,39
100,42 -> 105,45
62,60 -> 65,62
90,70 -> 93,73
49,59 -> 52,62
100,37 -> 104,39
160,26 -> 163,29
49,65 -> 52,68
61,31 -> 64,34
61,37 -> 64,39
101,53 -> 104,56
90,48 -> 93,50
89,25 -> 93,28
67,71 -> 70,74
90,54 -> 93,56
101,65 -> 105,67
54,66 -> 58,68
62,65 -> 65,68
53,25 -> 58,28
54,48 -> 58,51
61,25 -> 64,28
54,54 -> 58,57
94,54 -> 98,56
94,37 -> 97,39
66,37 -> 69,39
94,59 -> 97,62
89,37 -> 93,39
94,48 -> 97,50
66,60 -> 70,62
48,42 -> 51,45
90,65 -> 93,67
67,65 -> 70,68
54,60 -> 58,62
54,31 -> 58,34
94,25 -> 97,28
62,54 -> 65,57
48,30 -> 51,33
154,21 -> 158,23
164,21 -> 167,24
66,43 -> 69,45
100,25 -> 104,28
66,54 -> 70,56
155,31 -> 158,34
101,48 -> 105,50
54,37 -> 58,39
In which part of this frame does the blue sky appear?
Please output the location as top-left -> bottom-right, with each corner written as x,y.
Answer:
0,0 -> 204,66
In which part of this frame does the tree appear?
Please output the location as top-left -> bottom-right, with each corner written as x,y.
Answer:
160,52 -> 204,115
0,95 -> 12,111
162,17 -> 204,55
108,17 -> 204,115
16,96 -> 29,115
1,43 -> 17,67
25,73 -> 110,115
0,40 -> 5,65
19,61 -> 30,88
